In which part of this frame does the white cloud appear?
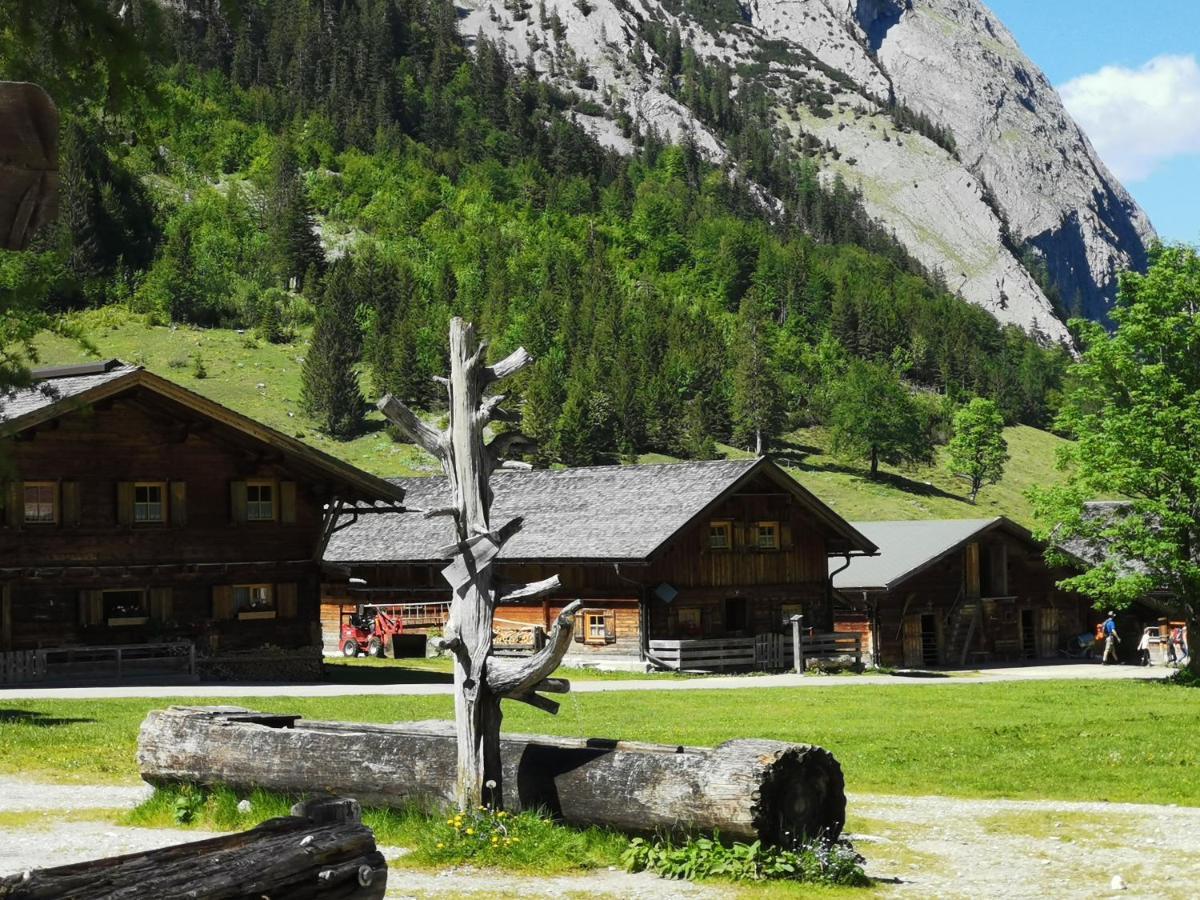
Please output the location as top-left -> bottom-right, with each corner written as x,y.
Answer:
1059,54 -> 1200,183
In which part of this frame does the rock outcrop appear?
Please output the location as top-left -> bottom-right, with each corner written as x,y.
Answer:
457,0 -> 1155,339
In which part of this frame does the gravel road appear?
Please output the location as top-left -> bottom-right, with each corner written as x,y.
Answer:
2,777 -> 1197,898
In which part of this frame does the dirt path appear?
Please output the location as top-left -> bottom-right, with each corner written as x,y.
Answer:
850,793 -> 1200,899
2,777 -> 1197,897
0,661 -> 1168,700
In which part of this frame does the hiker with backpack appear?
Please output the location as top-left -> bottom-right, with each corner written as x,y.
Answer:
1101,612 -> 1121,665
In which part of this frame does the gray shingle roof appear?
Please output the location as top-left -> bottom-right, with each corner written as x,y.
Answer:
832,518 -> 1008,590
324,458 -> 865,564
0,360 -> 139,427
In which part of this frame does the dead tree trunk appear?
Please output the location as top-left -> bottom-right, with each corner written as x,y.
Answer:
0,795 -> 387,899
377,317 -> 579,811
138,707 -> 847,845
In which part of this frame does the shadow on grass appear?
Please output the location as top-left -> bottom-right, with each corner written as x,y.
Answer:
0,709 -> 96,727
771,438 -> 971,505
323,663 -> 453,685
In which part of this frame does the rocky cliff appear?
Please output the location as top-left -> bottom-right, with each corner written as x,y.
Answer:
458,0 -> 1155,340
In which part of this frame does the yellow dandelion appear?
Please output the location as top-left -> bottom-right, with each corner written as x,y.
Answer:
491,836 -> 499,844
465,828 -> 475,835
446,819 -> 455,826
436,842 -> 445,849
512,837 -> 520,843
497,811 -> 507,819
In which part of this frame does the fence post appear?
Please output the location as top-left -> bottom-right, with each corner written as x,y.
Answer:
790,615 -> 805,674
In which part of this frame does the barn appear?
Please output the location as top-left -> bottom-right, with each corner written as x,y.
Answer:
321,457 -> 877,669
833,517 -> 1094,667
0,360 -> 404,682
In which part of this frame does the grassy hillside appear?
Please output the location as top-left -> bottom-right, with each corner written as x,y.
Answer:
34,308 -> 1070,526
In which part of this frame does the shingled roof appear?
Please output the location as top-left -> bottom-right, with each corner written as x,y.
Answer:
833,517 -> 1035,591
324,457 -> 876,564
0,359 -> 403,504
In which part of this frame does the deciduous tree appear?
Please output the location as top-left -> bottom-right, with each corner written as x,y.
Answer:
1032,245 -> 1200,676
828,360 -> 929,478
947,397 -> 1008,502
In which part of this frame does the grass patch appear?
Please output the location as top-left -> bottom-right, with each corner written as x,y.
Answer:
3,681 -> 1199,804
980,809 -> 1135,848
0,808 -> 124,829
127,784 -> 628,874
32,309 -> 1068,526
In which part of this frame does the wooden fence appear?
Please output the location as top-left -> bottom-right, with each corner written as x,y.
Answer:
651,632 -> 862,673
0,641 -> 196,685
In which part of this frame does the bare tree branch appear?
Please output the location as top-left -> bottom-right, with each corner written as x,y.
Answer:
486,599 -> 583,700
498,460 -> 532,471
483,347 -> 533,385
495,575 -> 562,603
377,395 -> 445,460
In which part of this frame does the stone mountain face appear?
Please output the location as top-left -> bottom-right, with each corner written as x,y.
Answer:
459,0 -> 1155,341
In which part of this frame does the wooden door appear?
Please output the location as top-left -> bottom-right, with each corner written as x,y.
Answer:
965,542 -> 981,597
1038,607 -> 1059,658
902,614 -> 924,667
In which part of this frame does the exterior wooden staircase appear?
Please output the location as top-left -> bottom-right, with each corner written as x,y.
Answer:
944,592 -> 980,666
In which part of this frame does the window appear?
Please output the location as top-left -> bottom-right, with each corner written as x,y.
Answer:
709,521 -> 732,550
585,611 -> 606,643
234,584 -> 275,619
755,521 -> 780,550
23,482 -> 56,524
676,607 -> 702,637
246,481 -> 275,521
134,483 -> 166,523
103,589 -> 148,624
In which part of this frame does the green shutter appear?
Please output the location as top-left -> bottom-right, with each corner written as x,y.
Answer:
230,481 -> 248,524
61,481 -> 81,527
150,587 -> 173,622
279,481 -> 297,524
170,481 -> 187,526
5,482 -> 22,530
79,590 -> 103,626
116,482 -> 135,526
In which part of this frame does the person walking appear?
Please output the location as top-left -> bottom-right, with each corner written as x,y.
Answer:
1102,612 -> 1121,665
1136,628 -> 1152,666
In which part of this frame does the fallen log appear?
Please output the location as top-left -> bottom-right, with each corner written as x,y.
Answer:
138,706 -> 846,844
0,796 -> 387,900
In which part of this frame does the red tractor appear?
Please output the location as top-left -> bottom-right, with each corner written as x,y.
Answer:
338,604 -> 406,658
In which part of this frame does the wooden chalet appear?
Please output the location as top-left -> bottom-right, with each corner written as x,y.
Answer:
833,517 -> 1093,667
0,360 -> 404,680
322,457 -> 877,669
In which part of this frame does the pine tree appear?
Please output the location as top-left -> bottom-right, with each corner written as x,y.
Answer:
302,258 -> 364,438
266,136 -> 324,289
731,293 -> 784,455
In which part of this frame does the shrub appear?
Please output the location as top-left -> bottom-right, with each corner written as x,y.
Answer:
622,833 -> 869,886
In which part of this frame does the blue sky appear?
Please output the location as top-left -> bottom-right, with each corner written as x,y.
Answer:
986,0 -> 1200,243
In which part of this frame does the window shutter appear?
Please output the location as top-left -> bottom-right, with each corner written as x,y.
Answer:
79,590 -> 103,626
61,481 -> 80,527
212,585 -> 235,620
733,522 -> 745,550
574,612 -> 586,643
149,587 -> 173,622
604,609 -> 616,644
230,481 -> 248,524
748,524 -> 759,549
170,482 -> 187,526
5,482 -> 22,530
781,522 -> 793,550
276,582 -> 298,618
280,481 -> 297,524
116,482 -> 135,526
1,583 -> 12,651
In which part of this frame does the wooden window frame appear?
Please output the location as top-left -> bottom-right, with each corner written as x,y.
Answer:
102,587 -> 149,626
234,583 -> 276,620
755,520 -> 780,551
708,520 -> 732,550
22,481 -> 58,525
133,481 -> 168,525
245,480 -> 277,522
584,610 -> 606,644
676,607 -> 702,637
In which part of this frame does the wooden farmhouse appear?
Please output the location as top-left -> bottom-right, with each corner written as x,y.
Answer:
832,517 -> 1093,667
0,360 -> 404,681
322,458 -> 877,669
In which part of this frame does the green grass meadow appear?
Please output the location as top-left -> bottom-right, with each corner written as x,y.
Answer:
2,680 -> 1197,804
34,308 -> 1069,526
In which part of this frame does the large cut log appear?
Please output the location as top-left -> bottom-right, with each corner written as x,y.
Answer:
0,796 -> 387,899
138,706 -> 846,844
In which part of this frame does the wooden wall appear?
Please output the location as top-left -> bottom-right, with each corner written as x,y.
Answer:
0,392 -> 327,652
863,530 -> 1093,667
324,471 -> 837,656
